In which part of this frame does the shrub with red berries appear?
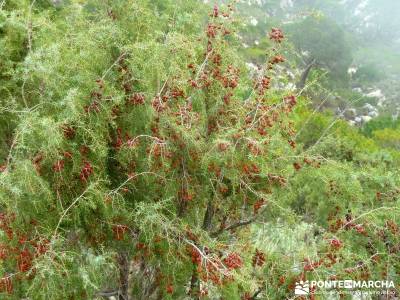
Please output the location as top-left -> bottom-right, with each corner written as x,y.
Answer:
0,0 -> 399,299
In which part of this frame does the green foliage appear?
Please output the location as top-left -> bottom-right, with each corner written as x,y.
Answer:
286,15 -> 353,87
373,128 -> 400,150
336,88 -> 378,108
0,1 -> 399,299
295,107 -> 378,155
361,115 -> 400,137
353,63 -> 385,84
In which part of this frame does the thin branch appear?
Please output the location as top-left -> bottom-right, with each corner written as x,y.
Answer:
211,216 -> 256,238
5,133 -> 19,168
125,134 -> 165,147
187,50 -> 213,104
184,239 -> 228,275
339,207 -> 400,232
294,90 -> 333,140
157,77 -> 170,96
21,77 -> 29,108
240,179 -> 291,214
250,286 -> 265,300
107,171 -> 166,196
101,52 -> 127,80
52,186 -> 92,238
96,290 -> 119,298
195,50 -> 213,82
27,0 -> 36,52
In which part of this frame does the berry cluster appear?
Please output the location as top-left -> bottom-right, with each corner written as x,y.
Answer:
79,161 -> 93,182
252,249 -> 266,267
0,214 -> 49,294
112,224 -> 129,241
223,252 -> 243,270
269,28 -> 284,43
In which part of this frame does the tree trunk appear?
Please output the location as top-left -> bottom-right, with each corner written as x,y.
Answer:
202,199 -> 214,231
297,58 -> 316,91
189,268 -> 200,300
118,252 -> 130,300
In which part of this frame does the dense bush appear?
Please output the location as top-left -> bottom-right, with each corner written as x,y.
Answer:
361,115 -> 400,137
0,1 -> 399,299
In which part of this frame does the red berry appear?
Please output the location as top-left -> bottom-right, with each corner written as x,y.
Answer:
206,24 -> 218,38
270,55 -> 285,64
17,249 -> 32,272
62,125 -> 76,139
253,199 -> 265,215
63,151 -> 73,159
355,224 -> 367,235
218,142 -> 229,152
190,247 -> 202,265
285,95 -> 297,107
0,276 -> 13,294
252,249 -> 266,267
166,284 -> 174,294
52,160 -> 65,172
112,225 -> 129,241
224,252 -> 243,269
269,28 -> 284,43
293,162 -> 302,171
329,238 -> 342,250
80,161 -> 93,182
128,93 -> 145,105
213,5 -> 219,18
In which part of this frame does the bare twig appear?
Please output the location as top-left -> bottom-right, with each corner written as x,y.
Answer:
184,239 -> 228,274
211,217 -> 256,238
187,50 -> 213,104
5,127 -> 25,168
107,171 -> 166,196
97,290 -> 119,298
101,52 -> 127,80
340,207 -> 400,232
52,186 -> 92,238
27,0 -> 36,51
